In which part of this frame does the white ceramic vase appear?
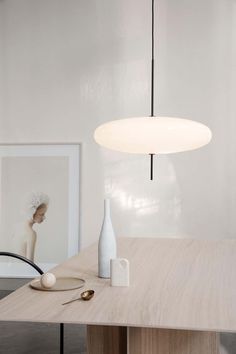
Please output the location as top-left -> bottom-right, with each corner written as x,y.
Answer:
98,199 -> 117,278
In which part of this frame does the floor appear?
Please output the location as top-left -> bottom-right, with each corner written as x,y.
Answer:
0,321 -> 86,354
0,291 -> 235,354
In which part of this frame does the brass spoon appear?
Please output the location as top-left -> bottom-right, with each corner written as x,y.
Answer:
62,290 -> 95,305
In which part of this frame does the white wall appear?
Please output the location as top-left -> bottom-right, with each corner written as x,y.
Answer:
0,0 -> 235,249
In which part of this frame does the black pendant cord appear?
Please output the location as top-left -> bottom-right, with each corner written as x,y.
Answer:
150,153 -> 154,180
150,0 -> 155,180
151,0 -> 155,118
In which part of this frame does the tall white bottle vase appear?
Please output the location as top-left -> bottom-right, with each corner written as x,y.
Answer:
98,199 -> 117,278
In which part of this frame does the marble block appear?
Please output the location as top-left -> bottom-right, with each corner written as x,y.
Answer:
110,258 -> 129,287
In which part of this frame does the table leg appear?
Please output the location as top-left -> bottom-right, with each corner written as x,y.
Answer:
87,325 -> 127,354
129,328 -> 219,354
60,323 -> 64,354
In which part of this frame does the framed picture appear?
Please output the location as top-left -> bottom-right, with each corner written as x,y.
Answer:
0,143 -> 80,277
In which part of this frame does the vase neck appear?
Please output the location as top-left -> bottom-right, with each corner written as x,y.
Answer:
104,199 -> 110,218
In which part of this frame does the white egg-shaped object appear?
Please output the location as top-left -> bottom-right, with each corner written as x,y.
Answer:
40,273 -> 56,289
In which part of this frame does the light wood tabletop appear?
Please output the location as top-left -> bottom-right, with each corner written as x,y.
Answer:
0,237 -> 235,332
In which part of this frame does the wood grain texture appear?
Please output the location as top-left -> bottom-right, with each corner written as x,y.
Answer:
87,325 -> 127,354
129,328 -> 219,354
0,238 -> 236,333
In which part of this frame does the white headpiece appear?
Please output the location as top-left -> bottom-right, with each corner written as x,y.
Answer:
24,192 -> 49,220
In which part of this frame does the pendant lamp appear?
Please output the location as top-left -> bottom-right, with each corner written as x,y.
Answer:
94,0 -> 212,180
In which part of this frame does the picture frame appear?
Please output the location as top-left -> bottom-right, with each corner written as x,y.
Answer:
0,143 -> 80,277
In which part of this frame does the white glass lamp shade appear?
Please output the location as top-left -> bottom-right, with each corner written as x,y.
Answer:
94,117 -> 212,154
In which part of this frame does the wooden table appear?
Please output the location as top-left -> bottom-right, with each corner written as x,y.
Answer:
0,237 -> 236,354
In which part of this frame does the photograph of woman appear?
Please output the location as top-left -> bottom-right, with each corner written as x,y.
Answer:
12,192 -> 49,262
0,144 -> 80,277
